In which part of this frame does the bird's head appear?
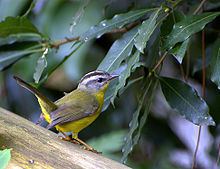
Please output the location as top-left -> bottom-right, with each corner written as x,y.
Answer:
78,70 -> 118,93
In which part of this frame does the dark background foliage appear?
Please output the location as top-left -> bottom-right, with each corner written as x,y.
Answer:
0,0 -> 220,168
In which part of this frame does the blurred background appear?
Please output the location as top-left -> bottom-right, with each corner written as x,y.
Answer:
0,0 -> 220,168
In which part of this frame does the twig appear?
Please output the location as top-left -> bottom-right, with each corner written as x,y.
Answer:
201,30 -> 206,98
152,51 -> 168,72
50,37 -> 80,49
36,42 -> 83,86
191,1 -> 208,167
185,51 -> 190,81
48,42 -> 83,77
192,126 -> 202,169
22,0 -> 35,17
193,0 -> 207,15
191,25 -> 206,169
107,21 -> 140,34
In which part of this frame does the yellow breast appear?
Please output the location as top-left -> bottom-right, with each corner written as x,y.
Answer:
54,88 -> 105,135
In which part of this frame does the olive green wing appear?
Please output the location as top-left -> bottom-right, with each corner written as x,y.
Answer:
46,92 -> 99,129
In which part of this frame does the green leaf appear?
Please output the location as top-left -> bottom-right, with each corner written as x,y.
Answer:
121,77 -> 157,163
134,7 -> 162,53
0,34 -> 42,46
111,50 -> 140,102
164,12 -> 220,50
133,79 -> 158,145
160,10 -> 185,38
0,16 -> 41,38
98,28 -> 139,110
118,76 -> 144,96
0,149 -> 11,169
87,130 -> 126,153
210,38 -> 220,89
170,38 -> 190,64
33,49 -> 48,83
98,27 -> 138,73
80,8 -> 158,41
69,0 -> 89,34
102,79 -> 119,111
0,44 -> 43,71
159,76 -> 215,126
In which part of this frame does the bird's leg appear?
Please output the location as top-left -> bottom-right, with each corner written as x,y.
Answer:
58,131 -> 79,144
35,113 -> 45,125
74,137 -> 101,154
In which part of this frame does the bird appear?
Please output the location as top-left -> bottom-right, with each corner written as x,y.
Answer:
14,70 -> 118,153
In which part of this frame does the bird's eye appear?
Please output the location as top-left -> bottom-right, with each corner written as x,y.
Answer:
97,78 -> 104,83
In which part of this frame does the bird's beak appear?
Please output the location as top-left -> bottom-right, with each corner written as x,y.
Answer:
109,74 -> 119,80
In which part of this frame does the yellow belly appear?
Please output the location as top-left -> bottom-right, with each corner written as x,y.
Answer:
55,110 -> 101,134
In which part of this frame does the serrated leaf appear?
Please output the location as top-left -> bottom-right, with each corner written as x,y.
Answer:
98,27 -> 138,73
33,54 -> 48,83
134,7 -> 161,53
0,149 -> 11,169
121,77 -> 157,163
133,79 -> 158,145
111,50 -> 140,102
121,80 -> 151,163
210,38 -> 220,89
70,0 -> 89,34
80,8 -> 158,41
159,76 -> 215,126
164,12 -> 220,50
170,38 -> 190,64
0,44 -> 43,71
98,28 -> 139,110
0,16 -> 41,38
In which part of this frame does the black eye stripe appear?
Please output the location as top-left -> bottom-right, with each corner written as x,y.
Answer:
80,71 -> 110,83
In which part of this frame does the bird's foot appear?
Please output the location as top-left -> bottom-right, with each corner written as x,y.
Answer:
81,146 -> 102,154
58,135 -> 80,144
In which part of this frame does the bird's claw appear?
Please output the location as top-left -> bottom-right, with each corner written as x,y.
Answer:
81,146 -> 101,154
58,136 -> 80,144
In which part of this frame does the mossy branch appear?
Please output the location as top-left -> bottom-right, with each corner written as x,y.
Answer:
0,107 -> 130,169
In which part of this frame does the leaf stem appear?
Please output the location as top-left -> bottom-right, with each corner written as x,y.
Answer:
48,42 -> 83,77
152,51 -> 168,72
191,126 -> 202,169
193,0 -> 207,15
22,0 -> 35,17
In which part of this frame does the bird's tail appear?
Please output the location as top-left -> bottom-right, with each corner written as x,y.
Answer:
13,76 -> 57,112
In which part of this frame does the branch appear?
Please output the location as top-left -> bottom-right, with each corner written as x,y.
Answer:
50,37 -> 80,49
50,21 -> 139,49
0,107 -> 130,169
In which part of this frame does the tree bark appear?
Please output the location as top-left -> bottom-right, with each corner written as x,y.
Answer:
0,107 -> 130,169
